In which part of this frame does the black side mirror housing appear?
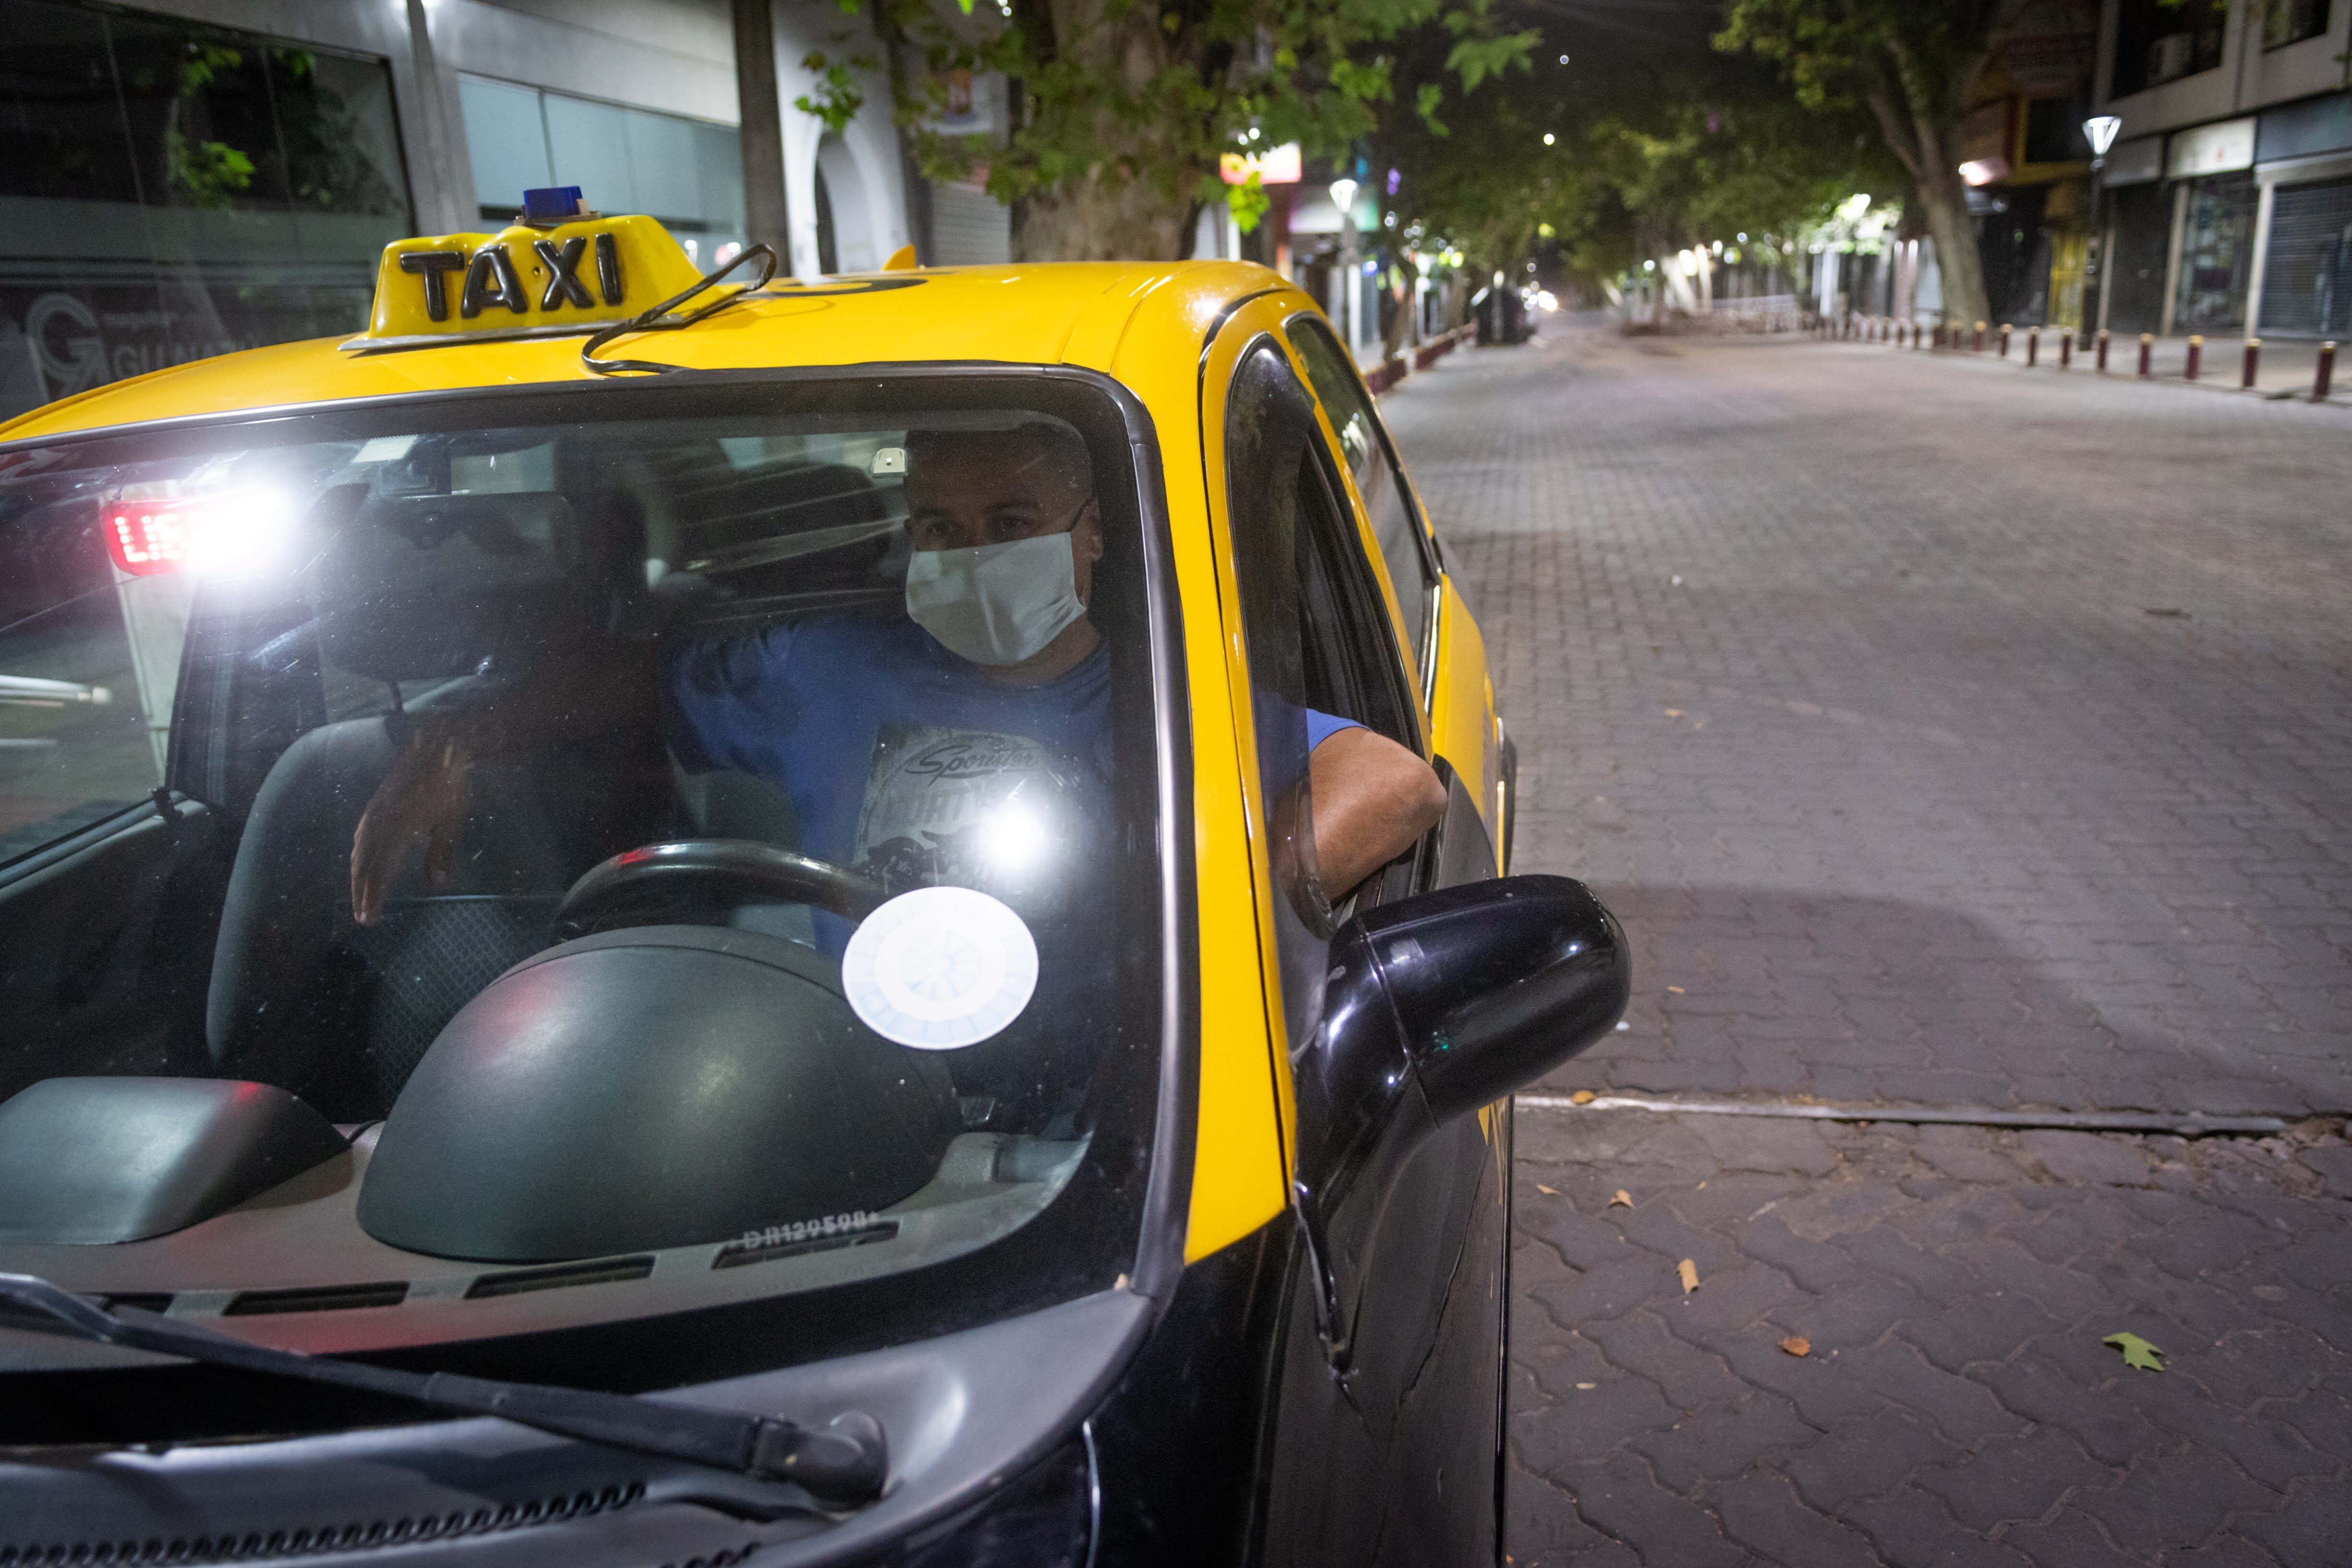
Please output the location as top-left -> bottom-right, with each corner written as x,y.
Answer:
1292,874 -> 1628,1364
1357,874 -> 1629,1123
1318,874 -> 1628,1136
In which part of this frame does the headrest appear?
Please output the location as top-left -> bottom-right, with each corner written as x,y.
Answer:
313,492 -> 601,682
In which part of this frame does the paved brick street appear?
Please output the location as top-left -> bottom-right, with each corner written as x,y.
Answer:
1376,330 -> 2352,1564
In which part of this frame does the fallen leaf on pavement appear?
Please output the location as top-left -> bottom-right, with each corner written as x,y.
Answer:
2104,1332 -> 2165,1371
1570,1089 -> 1596,1105
1678,1259 -> 1699,1293
1779,1336 -> 1811,1358
1610,1190 -> 1633,1208
1535,1184 -> 1560,1195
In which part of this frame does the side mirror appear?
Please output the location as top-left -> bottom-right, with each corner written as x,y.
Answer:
1303,874 -> 1629,1184
1349,874 -> 1629,1124
1291,874 -> 1628,1365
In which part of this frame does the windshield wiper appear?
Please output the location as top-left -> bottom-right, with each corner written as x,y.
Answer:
0,1274 -> 884,1506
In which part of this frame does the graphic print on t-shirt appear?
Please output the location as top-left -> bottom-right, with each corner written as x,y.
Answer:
851,722 -> 1109,924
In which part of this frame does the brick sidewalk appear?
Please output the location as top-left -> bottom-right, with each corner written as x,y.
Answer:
1375,328 -> 2352,1564
1508,1109 -> 2352,1567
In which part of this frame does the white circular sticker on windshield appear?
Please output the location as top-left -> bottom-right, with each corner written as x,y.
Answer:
842,886 -> 1039,1049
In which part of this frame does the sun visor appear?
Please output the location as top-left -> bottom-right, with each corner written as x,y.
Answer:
313,492 -> 602,683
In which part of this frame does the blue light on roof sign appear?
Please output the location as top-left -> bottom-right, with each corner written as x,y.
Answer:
522,186 -> 587,225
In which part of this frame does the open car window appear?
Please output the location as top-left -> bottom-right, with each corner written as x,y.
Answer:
0,378 -> 1168,1424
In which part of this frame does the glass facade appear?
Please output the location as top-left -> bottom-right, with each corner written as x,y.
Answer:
0,0 -> 412,423
2174,172 -> 2259,332
457,75 -> 745,270
2111,0 -> 2228,97
2265,0 -> 2333,49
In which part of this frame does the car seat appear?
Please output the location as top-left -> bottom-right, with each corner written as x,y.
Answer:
205,490 -> 652,1119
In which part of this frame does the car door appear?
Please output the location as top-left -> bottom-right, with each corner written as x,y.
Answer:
1286,312 -> 1513,1564
1210,326 -> 1505,1567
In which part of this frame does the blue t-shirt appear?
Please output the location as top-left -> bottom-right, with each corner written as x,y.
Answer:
665,615 -> 1359,896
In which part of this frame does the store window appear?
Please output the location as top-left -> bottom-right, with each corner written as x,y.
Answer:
2175,173 -> 2259,332
457,76 -> 746,269
2111,0 -> 2227,96
0,0 -> 413,423
2265,0 -> 2332,49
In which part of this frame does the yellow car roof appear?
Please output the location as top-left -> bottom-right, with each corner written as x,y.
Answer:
0,258 -> 1289,447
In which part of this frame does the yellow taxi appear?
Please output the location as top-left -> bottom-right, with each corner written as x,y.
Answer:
0,189 -> 1627,1566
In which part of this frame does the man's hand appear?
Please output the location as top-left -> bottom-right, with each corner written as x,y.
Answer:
350,724 -> 475,926
1308,726 -> 1449,899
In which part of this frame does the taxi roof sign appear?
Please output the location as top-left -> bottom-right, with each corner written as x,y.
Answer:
353,213 -> 709,352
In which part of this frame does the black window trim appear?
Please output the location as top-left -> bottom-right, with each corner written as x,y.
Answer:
1278,311 -> 1445,697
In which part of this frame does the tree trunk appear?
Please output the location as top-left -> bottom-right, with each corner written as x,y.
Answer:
1913,149 -> 1990,331
1870,39 -> 1993,331
1008,0 -> 1196,261
1013,178 -> 1191,261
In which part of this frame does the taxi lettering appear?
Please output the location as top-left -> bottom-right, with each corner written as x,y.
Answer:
395,235 -> 624,324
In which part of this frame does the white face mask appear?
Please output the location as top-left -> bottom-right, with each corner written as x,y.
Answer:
903,530 -> 1088,668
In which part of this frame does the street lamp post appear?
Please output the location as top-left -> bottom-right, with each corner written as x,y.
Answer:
1329,177 -> 1360,355
2083,115 -> 2122,348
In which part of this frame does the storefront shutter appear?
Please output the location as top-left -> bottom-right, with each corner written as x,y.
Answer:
2259,176 -> 2352,337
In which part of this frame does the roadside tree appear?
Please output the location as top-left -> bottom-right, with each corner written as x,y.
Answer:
1715,0 -> 2034,329
795,0 -> 1533,262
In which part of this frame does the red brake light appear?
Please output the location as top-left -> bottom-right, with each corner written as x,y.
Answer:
105,500 -> 191,575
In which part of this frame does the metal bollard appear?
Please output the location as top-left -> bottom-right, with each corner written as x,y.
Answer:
1975,320 -> 1987,352
2185,334 -> 2203,381
1999,323 -> 2012,357
2097,328 -> 2110,372
2318,340 -> 2337,400
2241,337 -> 2260,390
2059,332 -> 2073,370
1932,322 -> 1945,349
2137,333 -> 2153,377
2026,326 -> 2039,367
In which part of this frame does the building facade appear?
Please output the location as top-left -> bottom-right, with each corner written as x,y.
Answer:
2091,0 -> 2352,339
0,0 -> 1006,425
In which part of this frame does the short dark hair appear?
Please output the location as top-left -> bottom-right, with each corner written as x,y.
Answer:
905,421 -> 1091,504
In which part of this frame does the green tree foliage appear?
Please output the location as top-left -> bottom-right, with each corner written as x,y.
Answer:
1379,29 -> 1887,304
831,0 -> 1532,261
1715,0 -> 2038,327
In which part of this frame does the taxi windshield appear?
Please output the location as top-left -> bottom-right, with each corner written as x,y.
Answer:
0,378 -> 1169,1431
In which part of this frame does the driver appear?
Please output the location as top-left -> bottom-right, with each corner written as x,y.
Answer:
349,422 -> 1447,934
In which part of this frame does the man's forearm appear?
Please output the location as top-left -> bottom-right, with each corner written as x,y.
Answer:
1310,727 -> 1450,898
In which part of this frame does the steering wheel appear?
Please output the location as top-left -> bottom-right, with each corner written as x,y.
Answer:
553,840 -> 887,941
